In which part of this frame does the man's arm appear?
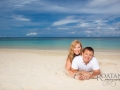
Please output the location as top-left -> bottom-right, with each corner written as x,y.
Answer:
90,57 -> 101,78
78,69 -> 100,80
90,69 -> 101,78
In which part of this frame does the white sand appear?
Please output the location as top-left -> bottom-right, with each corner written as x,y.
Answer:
0,49 -> 120,90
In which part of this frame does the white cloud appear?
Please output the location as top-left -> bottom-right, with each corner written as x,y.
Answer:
88,0 -> 119,7
10,0 -> 38,7
13,15 -> 30,21
52,16 -> 79,26
94,20 -> 108,23
26,32 -> 37,36
69,32 -> 76,34
1,0 -> 120,14
43,0 -> 120,14
57,27 -> 69,30
51,15 -> 120,37
80,23 -> 89,27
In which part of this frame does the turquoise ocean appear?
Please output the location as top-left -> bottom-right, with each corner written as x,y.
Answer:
0,37 -> 120,51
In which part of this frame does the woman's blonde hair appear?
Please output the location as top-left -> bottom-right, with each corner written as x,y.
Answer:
68,40 -> 82,62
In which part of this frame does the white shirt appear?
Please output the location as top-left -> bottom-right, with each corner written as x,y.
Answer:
72,56 -> 99,72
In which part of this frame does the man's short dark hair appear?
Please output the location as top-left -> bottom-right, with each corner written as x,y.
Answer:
83,47 -> 94,54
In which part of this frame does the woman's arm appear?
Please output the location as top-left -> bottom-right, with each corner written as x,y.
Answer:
65,58 -> 75,77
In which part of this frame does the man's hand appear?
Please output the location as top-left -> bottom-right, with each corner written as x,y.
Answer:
78,71 -> 92,80
78,70 -> 101,80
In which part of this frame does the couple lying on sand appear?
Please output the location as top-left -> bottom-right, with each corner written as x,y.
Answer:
65,40 -> 101,80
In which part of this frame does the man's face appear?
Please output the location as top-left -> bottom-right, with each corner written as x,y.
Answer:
82,49 -> 94,64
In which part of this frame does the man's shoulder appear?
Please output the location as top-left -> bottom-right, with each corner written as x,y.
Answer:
92,57 -> 97,61
90,57 -> 98,63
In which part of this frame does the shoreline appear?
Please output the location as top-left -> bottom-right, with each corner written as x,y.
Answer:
0,48 -> 120,53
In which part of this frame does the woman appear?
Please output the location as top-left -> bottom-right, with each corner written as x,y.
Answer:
65,40 -> 82,77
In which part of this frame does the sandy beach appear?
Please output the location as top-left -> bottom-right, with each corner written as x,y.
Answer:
0,49 -> 120,90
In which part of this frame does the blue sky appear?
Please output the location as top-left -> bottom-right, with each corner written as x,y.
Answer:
0,0 -> 120,37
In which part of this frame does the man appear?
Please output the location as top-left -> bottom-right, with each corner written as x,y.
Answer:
71,47 -> 100,80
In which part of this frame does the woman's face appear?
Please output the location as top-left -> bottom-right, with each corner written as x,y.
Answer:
73,44 -> 81,55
